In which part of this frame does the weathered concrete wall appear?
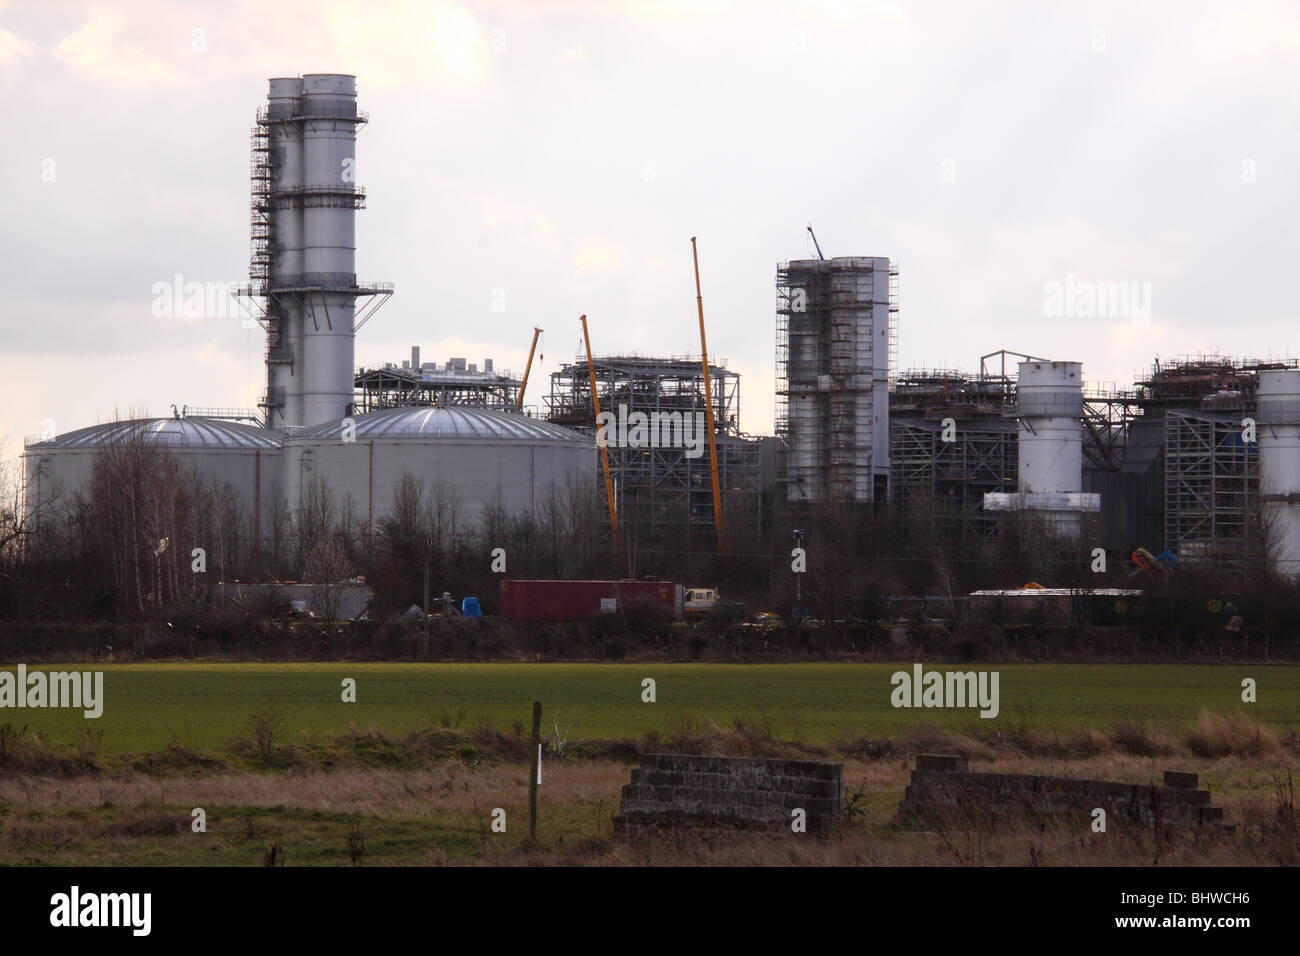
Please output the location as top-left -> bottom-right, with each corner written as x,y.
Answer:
614,754 -> 843,834
897,754 -> 1225,828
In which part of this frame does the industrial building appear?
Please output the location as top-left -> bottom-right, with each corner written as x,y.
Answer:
354,348 -> 523,414
884,351 -> 1300,576
888,365 -> 1018,541
16,71 -> 1300,589
283,405 -> 593,541
23,75 -> 594,551
775,256 -> 898,504
22,417 -> 282,539
544,355 -> 773,539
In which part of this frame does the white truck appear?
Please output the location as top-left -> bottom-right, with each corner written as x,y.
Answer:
683,587 -> 719,617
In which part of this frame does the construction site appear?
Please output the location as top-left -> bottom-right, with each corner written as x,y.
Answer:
14,74 -> 1300,622
543,354 -> 773,541
879,352 -> 1300,578
6,0 -> 1300,905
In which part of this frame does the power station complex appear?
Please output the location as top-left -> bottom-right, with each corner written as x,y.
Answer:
21,74 -> 1300,582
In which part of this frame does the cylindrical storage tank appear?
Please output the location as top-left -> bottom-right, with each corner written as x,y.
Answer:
22,418 -> 283,548
283,407 -> 595,537
1017,361 -> 1083,494
1016,360 -> 1085,536
299,73 -> 359,428
267,77 -> 304,429
1257,369 -> 1300,579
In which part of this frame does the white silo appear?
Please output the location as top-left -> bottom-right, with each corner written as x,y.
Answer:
1256,369 -> 1300,578
984,360 -> 1099,536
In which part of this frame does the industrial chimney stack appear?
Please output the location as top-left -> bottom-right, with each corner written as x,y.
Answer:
249,74 -> 391,431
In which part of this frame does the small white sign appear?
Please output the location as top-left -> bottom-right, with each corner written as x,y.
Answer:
600,597 -> 618,613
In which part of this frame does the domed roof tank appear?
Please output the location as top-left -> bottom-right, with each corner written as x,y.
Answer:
285,407 -> 594,533
23,418 -> 282,543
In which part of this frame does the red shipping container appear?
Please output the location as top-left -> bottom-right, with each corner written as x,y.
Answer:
499,580 -> 682,622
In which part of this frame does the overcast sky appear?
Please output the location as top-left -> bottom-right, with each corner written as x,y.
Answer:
2,0 -> 1298,453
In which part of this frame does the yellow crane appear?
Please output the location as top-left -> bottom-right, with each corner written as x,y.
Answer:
516,327 -> 542,411
579,314 -> 619,541
691,237 -> 725,551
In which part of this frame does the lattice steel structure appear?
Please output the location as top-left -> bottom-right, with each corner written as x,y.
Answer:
544,355 -> 760,537
546,354 -> 740,431
776,257 -> 897,504
1164,409 -> 1258,566
889,416 -> 1018,540
1081,386 -> 1144,471
354,358 -> 522,413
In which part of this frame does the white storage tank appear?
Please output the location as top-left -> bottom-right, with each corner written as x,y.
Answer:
983,360 -> 1099,536
283,406 -> 595,536
1256,369 -> 1300,578
1016,360 -> 1084,495
22,417 -> 283,543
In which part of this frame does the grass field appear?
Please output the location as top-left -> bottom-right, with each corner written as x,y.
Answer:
4,661 -> 1298,754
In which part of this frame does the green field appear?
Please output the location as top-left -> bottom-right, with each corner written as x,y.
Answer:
3,662 -> 1297,755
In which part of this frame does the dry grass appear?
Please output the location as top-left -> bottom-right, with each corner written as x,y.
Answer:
1187,709 -> 1285,759
1,753 -> 1296,865
0,761 -> 626,819
3,708 -> 1295,779
1,706 -> 1296,866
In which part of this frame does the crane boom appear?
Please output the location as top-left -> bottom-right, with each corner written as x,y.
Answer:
579,314 -> 619,541
516,327 -> 542,411
691,236 -> 725,552
807,224 -> 825,260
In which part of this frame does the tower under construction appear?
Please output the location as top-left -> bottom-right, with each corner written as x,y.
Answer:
776,256 -> 898,504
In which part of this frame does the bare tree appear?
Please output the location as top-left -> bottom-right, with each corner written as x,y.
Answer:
304,536 -> 355,622
0,439 -> 41,573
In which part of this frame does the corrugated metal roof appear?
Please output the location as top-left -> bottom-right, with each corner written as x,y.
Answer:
28,417 -> 281,450
298,406 -> 592,443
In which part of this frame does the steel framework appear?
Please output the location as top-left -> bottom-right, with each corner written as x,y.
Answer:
1164,409 -> 1258,566
544,355 -> 760,536
889,416 -> 1018,540
353,364 -> 522,413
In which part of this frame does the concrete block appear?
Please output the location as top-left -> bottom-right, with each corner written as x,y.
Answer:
1163,770 -> 1199,789
916,754 -> 968,773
